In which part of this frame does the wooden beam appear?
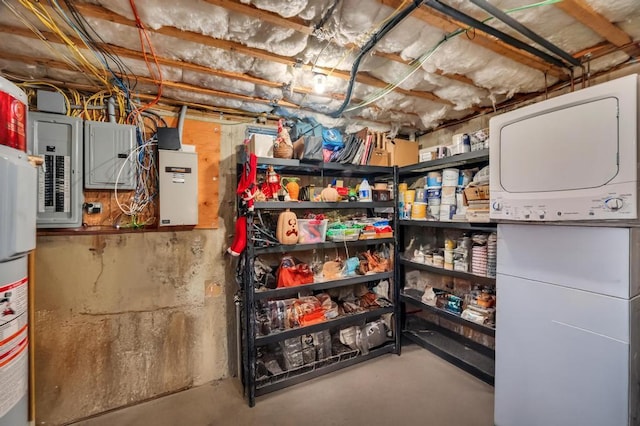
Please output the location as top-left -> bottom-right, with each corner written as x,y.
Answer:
0,24 -> 348,102
73,3 -> 452,104
555,0 -> 631,47
209,0 -> 486,91
0,49 -> 296,107
202,0 -> 314,35
380,0 -> 566,78
133,75 -> 299,107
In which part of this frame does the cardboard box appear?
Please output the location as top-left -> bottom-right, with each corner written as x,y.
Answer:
387,139 -> 419,166
249,134 -> 274,157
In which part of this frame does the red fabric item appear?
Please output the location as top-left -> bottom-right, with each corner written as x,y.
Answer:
277,264 -> 314,288
227,216 -> 247,256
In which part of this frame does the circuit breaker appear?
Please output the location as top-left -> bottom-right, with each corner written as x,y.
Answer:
27,112 -> 83,228
84,121 -> 136,190
159,149 -> 198,226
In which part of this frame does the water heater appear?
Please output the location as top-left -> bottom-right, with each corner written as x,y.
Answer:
0,76 -> 34,426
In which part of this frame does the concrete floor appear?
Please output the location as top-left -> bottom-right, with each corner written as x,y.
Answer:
73,345 -> 494,426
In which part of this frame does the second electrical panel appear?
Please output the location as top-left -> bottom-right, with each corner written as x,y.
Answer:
84,121 -> 136,190
159,150 -> 198,226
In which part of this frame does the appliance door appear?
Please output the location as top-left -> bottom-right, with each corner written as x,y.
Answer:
495,274 -> 630,426
490,74 -> 639,222
499,98 -> 619,194
496,224 -> 632,426
498,224 -> 631,298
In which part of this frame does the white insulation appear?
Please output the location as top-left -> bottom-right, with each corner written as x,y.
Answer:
0,0 -> 639,130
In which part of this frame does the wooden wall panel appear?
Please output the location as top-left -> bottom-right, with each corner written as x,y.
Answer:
165,117 -> 221,229
81,116 -> 220,230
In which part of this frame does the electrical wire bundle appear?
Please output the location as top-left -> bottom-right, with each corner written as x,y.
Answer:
327,0 -> 564,115
1,0 -> 167,225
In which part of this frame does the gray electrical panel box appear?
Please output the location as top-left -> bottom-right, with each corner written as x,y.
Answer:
84,121 -> 136,190
159,150 -> 198,226
27,112 -> 83,228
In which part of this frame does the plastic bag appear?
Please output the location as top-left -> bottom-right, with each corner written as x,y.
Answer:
322,128 -> 344,151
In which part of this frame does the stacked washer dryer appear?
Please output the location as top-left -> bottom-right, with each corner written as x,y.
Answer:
0,76 -> 36,426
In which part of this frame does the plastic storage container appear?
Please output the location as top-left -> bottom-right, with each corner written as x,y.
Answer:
297,219 -> 328,243
326,228 -> 361,241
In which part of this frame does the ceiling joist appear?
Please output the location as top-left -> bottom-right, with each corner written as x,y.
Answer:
73,2 -> 452,105
555,0 -> 632,47
0,24 -> 350,102
0,50 -> 297,107
202,0 -> 314,35
202,0 -> 486,91
0,51 -> 425,128
380,0 -> 566,78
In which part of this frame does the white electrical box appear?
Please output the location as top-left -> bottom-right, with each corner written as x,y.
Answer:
27,112 -> 83,228
0,145 -> 36,260
159,150 -> 198,226
84,121 -> 136,190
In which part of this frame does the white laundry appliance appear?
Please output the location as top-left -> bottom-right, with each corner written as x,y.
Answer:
0,76 -> 36,426
490,75 -> 640,426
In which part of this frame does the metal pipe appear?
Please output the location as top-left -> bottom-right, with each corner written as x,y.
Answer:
107,97 -> 116,123
423,0 -> 568,69
468,0 -> 580,67
235,294 -> 242,379
329,0 -> 426,117
177,105 -> 187,148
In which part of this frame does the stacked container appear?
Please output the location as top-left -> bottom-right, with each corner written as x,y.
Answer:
439,168 -> 458,221
426,171 -> 441,220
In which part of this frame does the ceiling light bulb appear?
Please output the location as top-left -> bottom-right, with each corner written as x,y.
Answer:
313,73 -> 326,94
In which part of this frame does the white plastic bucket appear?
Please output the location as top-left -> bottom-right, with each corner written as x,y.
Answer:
427,204 -> 440,220
442,168 -> 459,186
426,171 -> 442,187
439,204 -> 456,221
426,186 -> 441,204
441,186 -> 456,204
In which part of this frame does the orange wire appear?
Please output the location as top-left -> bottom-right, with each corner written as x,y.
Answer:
127,0 -> 163,123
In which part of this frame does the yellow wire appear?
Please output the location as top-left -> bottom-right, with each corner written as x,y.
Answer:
16,0 -> 121,98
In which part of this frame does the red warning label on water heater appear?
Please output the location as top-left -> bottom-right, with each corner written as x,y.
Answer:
0,91 -> 26,152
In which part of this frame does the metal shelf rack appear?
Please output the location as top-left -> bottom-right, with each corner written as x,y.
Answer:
397,150 -> 496,385
237,156 -> 400,406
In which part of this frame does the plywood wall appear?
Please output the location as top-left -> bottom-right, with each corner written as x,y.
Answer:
81,115 -> 220,230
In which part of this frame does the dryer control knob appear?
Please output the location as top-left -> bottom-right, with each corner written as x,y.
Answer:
605,198 -> 623,211
492,201 -> 502,211
536,210 -> 546,219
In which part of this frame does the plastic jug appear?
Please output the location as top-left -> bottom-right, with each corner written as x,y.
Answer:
359,178 -> 372,202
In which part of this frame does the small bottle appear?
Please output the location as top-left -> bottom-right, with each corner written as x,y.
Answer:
359,178 -> 372,202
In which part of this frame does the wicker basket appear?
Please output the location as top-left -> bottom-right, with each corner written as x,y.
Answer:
273,142 -> 293,159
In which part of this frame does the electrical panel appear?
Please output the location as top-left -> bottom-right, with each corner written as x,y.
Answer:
27,112 -> 83,228
84,121 -> 136,190
159,150 -> 198,226
0,145 -> 36,260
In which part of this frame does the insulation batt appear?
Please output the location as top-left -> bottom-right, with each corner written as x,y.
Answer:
162,88 -> 274,113
328,0 -> 388,47
586,0 -> 640,23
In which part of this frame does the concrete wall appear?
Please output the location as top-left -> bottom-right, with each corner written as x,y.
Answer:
34,119 -> 248,425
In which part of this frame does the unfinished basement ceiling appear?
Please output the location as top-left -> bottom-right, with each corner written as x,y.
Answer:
0,0 -> 639,132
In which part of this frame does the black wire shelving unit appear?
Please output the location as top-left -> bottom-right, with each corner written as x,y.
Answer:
397,151 -> 496,385
237,156 -> 400,406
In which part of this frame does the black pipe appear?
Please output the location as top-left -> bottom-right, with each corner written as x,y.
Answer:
468,0 -> 580,67
329,0 -> 426,118
423,0 -> 568,69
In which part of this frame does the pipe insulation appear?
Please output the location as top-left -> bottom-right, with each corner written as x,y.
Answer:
177,105 -> 187,148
